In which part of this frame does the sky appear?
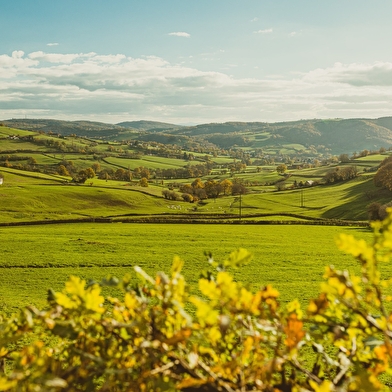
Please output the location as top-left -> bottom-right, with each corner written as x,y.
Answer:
1,0 -> 392,125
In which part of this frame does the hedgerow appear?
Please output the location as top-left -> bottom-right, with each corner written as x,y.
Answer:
2,214 -> 392,390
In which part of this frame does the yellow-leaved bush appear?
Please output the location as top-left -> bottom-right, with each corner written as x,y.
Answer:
3,215 -> 392,391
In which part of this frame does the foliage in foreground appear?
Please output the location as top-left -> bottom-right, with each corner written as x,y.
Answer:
3,216 -> 392,390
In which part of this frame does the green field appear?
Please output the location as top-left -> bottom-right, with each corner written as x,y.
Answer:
1,163 -> 390,223
0,223 -> 373,313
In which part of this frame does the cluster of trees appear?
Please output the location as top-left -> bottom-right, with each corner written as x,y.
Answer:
166,178 -> 247,203
56,161 -> 99,183
323,166 -> 358,184
374,155 -> 392,191
276,163 -> 287,174
0,154 -> 33,163
205,133 -> 251,148
162,179 -> 248,203
95,164 -> 215,183
2,218 -> 392,390
162,189 -> 182,201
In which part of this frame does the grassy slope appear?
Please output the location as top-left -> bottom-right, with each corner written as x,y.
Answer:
0,124 -> 390,223
0,162 -> 389,222
0,171 -> 174,223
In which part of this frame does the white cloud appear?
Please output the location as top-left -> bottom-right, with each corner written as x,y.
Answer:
47,43 -> 59,46
2,50 -> 392,123
28,51 -> 80,63
254,29 -> 273,34
250,17 -> 258,22
288,31 -> 297,37
304,62 -> 392,86
12,50 -> 24,59
168,32 -> 190,38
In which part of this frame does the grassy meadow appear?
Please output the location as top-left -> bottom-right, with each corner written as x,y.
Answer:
0,223 -> 374,313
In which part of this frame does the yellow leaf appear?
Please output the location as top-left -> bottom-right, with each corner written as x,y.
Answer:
208,326 -> 222,344
176,376 -> 208,389
284,314 -> 305,351
199,279 -> 219,300
336,234 -> 374,262
171,255 -> 184,276
307,293 -> 328,316
309,380 -> 334,392
84,286 -> 104,313
65,276 -> 86,297
287,299 -> 303,319
0,378 -> 17,391
164,329 -> 192,345
241,336 -> 254,364
124,292 -> 138,310
55,292 -> 78,309
239,287 -> 253,308
190,297 -> 218,326
373,344 -> 389,375
224,248 -> 252,268
262,284 -> 279,299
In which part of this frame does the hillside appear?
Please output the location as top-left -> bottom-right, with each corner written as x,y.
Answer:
2,119 -> 135,140
167,118 -> 392,153
4,117 -> 392,155
117,120 -> 183,132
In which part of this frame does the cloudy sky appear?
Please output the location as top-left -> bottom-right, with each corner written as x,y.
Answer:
1,0 -> 392,125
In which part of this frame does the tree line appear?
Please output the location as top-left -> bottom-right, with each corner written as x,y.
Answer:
162,178 -> 247,202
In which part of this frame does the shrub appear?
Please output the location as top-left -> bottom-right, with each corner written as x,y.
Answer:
162,189 -> 180,201
3,215 -> 392,390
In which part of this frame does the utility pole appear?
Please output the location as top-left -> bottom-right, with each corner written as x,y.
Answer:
239,192 -> 242,221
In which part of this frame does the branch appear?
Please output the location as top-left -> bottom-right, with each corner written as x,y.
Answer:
290,358 -> 322,385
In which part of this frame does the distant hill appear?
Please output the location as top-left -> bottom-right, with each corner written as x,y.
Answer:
4,117 -> 392,154
117,120 -> 183,132
2,119 -> 135,139
166,118 -> 392,153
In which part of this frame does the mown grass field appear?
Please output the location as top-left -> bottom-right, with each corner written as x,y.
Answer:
0,223 -> 374,314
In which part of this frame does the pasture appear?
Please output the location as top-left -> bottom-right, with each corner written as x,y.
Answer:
0,223 -> 374,313
1,164 -> 389,224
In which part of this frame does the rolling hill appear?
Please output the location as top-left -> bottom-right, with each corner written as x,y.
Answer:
117,120 -> 183,132
4,116 -> 392,155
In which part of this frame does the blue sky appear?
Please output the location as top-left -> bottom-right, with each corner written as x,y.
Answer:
1,1 -> 392,124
